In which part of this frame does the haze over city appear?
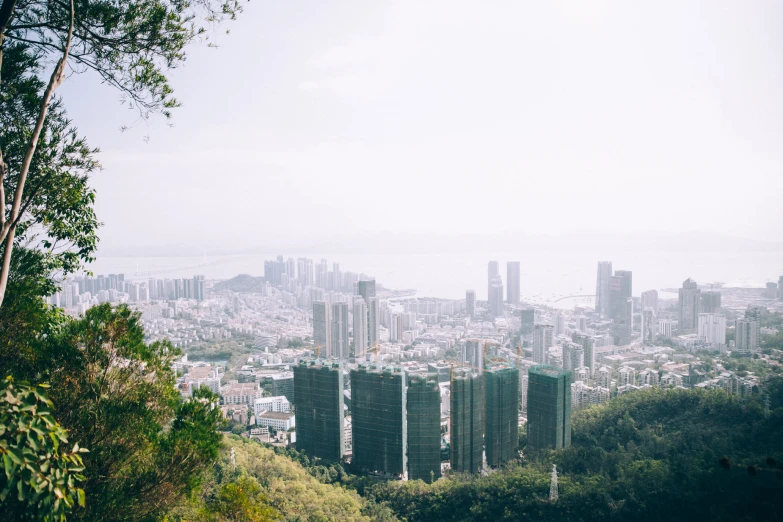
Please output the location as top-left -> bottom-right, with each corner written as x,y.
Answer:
2,1 -> 783,520
54,0 -> 783,253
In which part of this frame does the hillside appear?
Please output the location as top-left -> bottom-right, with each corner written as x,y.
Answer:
170,435 -> 394,521
368,385 -> 783,522
212,274 -> 267,293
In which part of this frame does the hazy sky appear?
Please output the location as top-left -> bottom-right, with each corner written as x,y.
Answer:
59,1 -> 783,253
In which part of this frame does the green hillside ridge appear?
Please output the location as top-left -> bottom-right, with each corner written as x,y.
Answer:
170,435 -> 394,521
367,385 -> 783,522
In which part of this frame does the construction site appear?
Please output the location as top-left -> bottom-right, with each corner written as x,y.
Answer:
350,365 -> 408,478
527,364 -> 572,450
450,368 -> 485,474
485,363 -> 520,467
406,373 -> 442,482
292,359 -> 345,461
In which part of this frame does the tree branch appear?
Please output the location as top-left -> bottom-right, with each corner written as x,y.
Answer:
0,0 -> 72,309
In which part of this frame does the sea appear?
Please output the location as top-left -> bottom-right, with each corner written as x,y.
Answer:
85,250 -> 783,310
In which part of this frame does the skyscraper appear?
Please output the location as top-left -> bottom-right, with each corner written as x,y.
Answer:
466,290 -> 476,318
488,275 -> 504,317
612,298 -> 633,346
698,313 -> 726,346
678,278 -> 701,331
642,308 -> 656,345
406,374 -> 441,483
293,360 -> 345,460
487,260 -> 499,301
562,342 -> 584,371
520,308 -> 535,336
351,366 -> 407,478
485,365 -> 519,468
527,365 -> 572,450
572,333 -> 596,375
779,275 -> 783,300
312,301 -> 331,356
368,297 -> 380,351
357,279 -> 376,303
609,270 -> 632,320
357,279 -> 378,350
595,261 -> 612,319
352,298 -> 367,360
506,261 -> 520,304
700,291 -> 722,313
330,302 -> 350,360
735,306 -> 761,356
640,289 -> 658,314
450,369 -> 485,474
532,324 -> 554,364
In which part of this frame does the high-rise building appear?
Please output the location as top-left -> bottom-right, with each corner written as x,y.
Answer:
315,259 -> 328,288
368,297 -> 380,351
297,257 -> 314,288
506,261 -> 520,305
485,365 -> 519,468
352,298 -> 368,360
765,282 -> 778,299
595,261 -> 613,318
735,306 -> 761,356
450,370 -> 485,474
562,342 -> 584,371
700,291 -> 722,313
462,340 -> 484,371
466,290 -> 476,318
520,308 -> 535,336
678,278 -> 701,331
312,301 -> 331,356
612,298 -> 633,346
527,365 -> 572,450
330,302 -> 350,360
609,270 -> 632,320
658,319 -> 673,339
640,290 -> 658,315
487,261 -> 499,301
532,325 -> 554,364
390,313 -> 403,342
698,313 -> 726,346
572,333 -> 596,375
357,279 -> 376,303
488,275 -> 504,317
779,276 -> 783,300
293,360 -> 345,460
554,313 -> 566,336
351,366 -> 407,478
642,308 -> 656,345
406,374 -> 441,483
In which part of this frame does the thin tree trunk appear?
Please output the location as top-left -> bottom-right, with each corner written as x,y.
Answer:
0,0 -> 73,308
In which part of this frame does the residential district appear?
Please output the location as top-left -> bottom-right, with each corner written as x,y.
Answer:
47,258 -> 783,481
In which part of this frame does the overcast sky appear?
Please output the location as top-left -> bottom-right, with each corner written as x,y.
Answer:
59,0 -> 783,253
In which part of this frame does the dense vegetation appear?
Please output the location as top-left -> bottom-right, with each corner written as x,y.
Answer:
170,435 -> 396,521
368,386 -> 783,522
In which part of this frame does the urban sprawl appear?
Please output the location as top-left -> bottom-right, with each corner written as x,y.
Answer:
47,258 -> 783,481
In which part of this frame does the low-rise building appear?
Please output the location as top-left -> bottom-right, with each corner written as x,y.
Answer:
222,382 -> 261,405
256,411 -> 295,431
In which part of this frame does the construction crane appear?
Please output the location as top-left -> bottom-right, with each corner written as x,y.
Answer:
315,345 -> 322,358
352,343 -> 381,363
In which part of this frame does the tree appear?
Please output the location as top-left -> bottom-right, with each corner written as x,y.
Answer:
0,0 -> 243,308
34,304 -> 224,521
0,376 -> 87,521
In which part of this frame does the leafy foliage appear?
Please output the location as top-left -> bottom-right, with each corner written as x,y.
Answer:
0,43 -> 100,278
5,0 -> 244,118
171,436 -> 390,522
0,377 -> 87,521
368,385 -> 783,522
27,303 -> 224,521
